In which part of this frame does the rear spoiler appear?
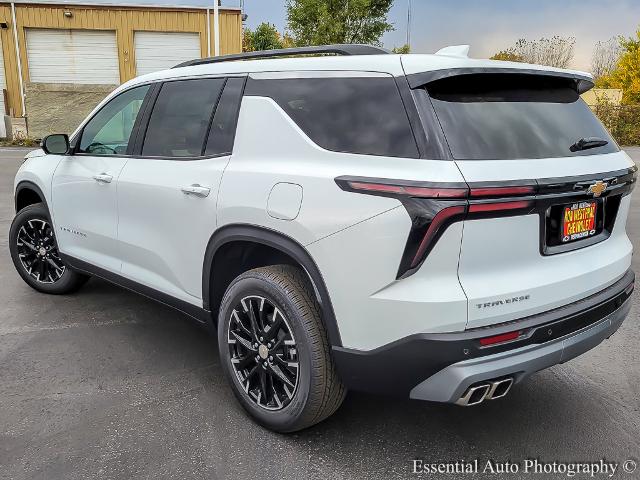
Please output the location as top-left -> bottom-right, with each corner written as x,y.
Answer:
406,68 -> 594,94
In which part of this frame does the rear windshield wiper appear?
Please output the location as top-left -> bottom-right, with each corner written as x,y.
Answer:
570,137 -> 609,152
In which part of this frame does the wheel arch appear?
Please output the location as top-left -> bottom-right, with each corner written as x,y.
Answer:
15,181 -> 47,213
203,224 -> 342,347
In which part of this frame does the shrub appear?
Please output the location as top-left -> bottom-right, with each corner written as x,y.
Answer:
593,102 -> 640,146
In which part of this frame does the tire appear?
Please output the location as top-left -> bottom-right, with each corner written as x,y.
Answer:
218,265 -> 346,432
9,203 -> 89,295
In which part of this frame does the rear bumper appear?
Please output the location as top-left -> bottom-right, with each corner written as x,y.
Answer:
411,294 -> 630,402
332,269 -> 634,402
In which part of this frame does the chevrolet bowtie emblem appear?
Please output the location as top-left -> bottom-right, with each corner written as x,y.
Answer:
587,181 -> 608,198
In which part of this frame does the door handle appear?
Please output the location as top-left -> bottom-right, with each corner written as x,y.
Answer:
93,173 -> 113,184
181,184 -> 211,198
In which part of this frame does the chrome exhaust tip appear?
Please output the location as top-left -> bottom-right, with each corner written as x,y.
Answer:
486,378 -> 514,400
455,383 -> 491,406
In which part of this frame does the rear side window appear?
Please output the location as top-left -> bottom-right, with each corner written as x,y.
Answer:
205,77 -> 245,156
424,74 -> 618,160
142,78 -> 225,157
247,76 -> 419,158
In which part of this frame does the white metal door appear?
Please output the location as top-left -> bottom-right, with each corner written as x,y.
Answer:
52,155 -> 128,271
51,84 -> 150,272
116,77 -> 229,305
117,158 -> 227,305
134,31 -> 201,76
26,29 -> 119,84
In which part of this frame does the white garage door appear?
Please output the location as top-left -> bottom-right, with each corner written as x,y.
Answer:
135,32 -> 201,76
26,29 -> 119,84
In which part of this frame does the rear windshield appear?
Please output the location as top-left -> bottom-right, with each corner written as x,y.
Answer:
424,74 -> 618,160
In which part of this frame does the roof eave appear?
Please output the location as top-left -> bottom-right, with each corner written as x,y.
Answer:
9,1 -> 242,12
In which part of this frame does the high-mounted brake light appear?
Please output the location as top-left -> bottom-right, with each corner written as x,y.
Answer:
479,330 -> 522,346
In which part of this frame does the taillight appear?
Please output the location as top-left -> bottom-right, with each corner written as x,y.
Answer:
470,185 -> 535,198
335,176 -> 536,278
410,205 -> 466,267
346,182 -> 406,195
468,200 -> 534,213
343,180 -> 468,199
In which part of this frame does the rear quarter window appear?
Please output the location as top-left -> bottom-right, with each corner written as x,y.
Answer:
423,74 -> 618,160
246,76 -> 419,159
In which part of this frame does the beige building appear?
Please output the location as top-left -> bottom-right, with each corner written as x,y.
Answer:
0,1 -> 243,138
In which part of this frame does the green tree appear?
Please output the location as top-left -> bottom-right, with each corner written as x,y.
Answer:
242,27 -> 254,52
597,29 -> 640,105
243,23 -> 284,52
392,44 -> 410,54
281,32 -> 296,49
286,0 -> 393,47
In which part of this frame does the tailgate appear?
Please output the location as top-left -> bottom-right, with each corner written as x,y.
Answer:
456,153 -> 635,328
419,70 -> 636,328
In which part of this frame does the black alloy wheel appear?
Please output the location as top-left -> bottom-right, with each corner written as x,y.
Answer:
218,265 -> 346,432
9,203 -> 89,294
227,295 -> 300,410
16,218 -> 65,284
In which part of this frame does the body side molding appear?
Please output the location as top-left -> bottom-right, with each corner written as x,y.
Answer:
60,253 -> 212,325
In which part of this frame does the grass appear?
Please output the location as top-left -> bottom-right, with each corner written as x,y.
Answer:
0,138 -> 40,148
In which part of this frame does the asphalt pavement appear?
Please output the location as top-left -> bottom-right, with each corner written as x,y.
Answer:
0,147 -> 639,480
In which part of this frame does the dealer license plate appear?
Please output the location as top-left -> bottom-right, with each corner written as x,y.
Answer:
561,201 -> 597,243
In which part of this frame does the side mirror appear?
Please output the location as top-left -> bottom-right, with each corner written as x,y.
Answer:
41,134 -> 70,155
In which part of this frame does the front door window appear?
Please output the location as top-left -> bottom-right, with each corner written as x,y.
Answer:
78,84 -> 150,156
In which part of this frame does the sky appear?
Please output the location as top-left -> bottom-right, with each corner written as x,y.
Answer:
240,0 -> 640,71
41,0 -> 640,71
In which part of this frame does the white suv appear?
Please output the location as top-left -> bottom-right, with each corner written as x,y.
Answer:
10,45 -> 636,432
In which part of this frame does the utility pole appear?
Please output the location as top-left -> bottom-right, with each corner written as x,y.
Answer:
213,0 -> 220,56
406,0 -> 412,50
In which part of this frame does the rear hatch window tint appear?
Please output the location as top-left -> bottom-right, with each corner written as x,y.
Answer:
424,74 -> 618,160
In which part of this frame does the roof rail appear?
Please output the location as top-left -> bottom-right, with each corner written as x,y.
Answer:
173,44 -> 391,68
